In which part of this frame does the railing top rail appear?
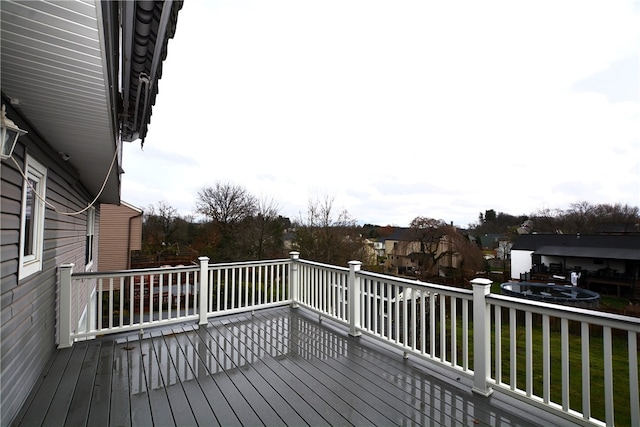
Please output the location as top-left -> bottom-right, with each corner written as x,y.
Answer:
356,269 -> 474,297
70,264 -> 200,279
69,258 -> 293,280
297,258 -> 350,272
208,258 -> 290,269
488,293 -> 640,331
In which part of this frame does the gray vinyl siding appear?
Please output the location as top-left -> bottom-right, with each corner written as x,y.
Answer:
0,131 -> 101,425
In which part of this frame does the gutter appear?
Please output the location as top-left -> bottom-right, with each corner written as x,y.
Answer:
140,0 -> 174,142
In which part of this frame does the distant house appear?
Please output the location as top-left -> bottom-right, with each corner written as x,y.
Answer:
360,237 -> 378,266
372,239 -> 385,260
382,227 -> 460,276
478,233 -> 508,249
511,234 -> 640,297
476,233 -> 513,269
0,2 -> 183,425
98,202 -> 143,271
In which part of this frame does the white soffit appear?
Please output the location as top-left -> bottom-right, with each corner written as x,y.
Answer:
1,0 -> 119,201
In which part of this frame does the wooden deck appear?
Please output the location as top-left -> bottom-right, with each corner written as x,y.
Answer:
14,307 -> 564,426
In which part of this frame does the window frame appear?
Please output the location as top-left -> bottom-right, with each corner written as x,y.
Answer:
18,155 -> 47,280
85,206 -> 95,269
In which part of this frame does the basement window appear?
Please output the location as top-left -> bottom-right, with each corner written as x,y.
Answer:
19,155 -> 47,280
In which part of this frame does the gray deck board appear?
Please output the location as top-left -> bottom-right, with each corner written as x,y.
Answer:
154,330 -> 220,425
250,310 -> 424,426
14,306 -> 563,427
206,321 -> 316,426
171,327 -> 240,426
41,343 -> 86,426
86,339 -> 114,427
66,341 -> 101,426
276,312 -> 470,425
148,332 -> 198,427
108,339 -> 131,427
185,326 -> 268,426
16,346 -> 73,427
196,325 -> 288,426
127,335 -> 154,427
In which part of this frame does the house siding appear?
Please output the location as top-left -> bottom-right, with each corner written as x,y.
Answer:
0,129 -> 100,425
510,250 -> 534,279
98,203 -> 142,271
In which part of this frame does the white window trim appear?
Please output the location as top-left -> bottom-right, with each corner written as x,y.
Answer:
85,206 -> 95,270
18,155 -> 47,280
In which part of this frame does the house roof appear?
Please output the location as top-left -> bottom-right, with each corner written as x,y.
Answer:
513,234 -> 640,261
533,245 -> 640,261
478,233 -> 509,248
119,200 -> 143,214
0,1 -> 182,203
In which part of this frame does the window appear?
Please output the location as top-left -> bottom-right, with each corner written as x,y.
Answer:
85,207 -> 95,266
19,155 -> 47,280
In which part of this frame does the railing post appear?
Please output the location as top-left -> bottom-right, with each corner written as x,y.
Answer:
58,263 -> 74,349
348,260 -> 362,337
471,278 -> 493,396
198,256 -> 210,326
289,251 -> 300,308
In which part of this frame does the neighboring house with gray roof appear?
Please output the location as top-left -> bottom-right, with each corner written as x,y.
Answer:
511,234 -> 640,297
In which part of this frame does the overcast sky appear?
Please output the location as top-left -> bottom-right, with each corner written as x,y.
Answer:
121,0 -> 640,227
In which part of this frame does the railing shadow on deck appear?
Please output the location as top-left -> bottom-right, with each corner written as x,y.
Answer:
58,252 -> 640,427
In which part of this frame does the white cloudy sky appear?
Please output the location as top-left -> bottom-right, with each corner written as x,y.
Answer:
121,0 -> 640,227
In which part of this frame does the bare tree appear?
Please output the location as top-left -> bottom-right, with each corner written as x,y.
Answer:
565,201 -> 597,233
193,183 -> 290,261
406,217 -> 483,282
139,201 -> 199,264
404,217 -> 450,276
530,202 -> 640,234
529,207 -> 565,233
195,182 -> 257,224
294,195 -> 364,265
143,201 -> 179,247
593,203 -> 640,231
239,197 -> 288,259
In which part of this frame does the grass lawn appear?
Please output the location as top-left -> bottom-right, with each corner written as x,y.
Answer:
382,282 -> 637,424
457,285 -> 638,425
488,311 -> 637,425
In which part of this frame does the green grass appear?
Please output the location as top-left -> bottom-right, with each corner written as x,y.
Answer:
488,312 -> 637,425
403,300 -> 637,425
599,295 -> 632,312
484,281 -> 637,424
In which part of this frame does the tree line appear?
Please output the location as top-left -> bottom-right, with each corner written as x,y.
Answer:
138,182 -> 368,267
474,202 -> 640,236
137,184 -> 639,282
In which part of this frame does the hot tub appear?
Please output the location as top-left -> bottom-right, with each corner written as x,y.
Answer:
500,282 -> 600,309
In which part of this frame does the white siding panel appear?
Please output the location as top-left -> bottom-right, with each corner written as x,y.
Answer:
510,250 -> 533,279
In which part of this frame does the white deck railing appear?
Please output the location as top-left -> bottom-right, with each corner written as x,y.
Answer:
486,294 -> 639,427
58,257 -> 292,346
58,252 -> 639,427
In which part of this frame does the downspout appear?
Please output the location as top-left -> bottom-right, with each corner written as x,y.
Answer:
132,72 -> 149,134
127,210 -> 143,269
120,1 -> 135,131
